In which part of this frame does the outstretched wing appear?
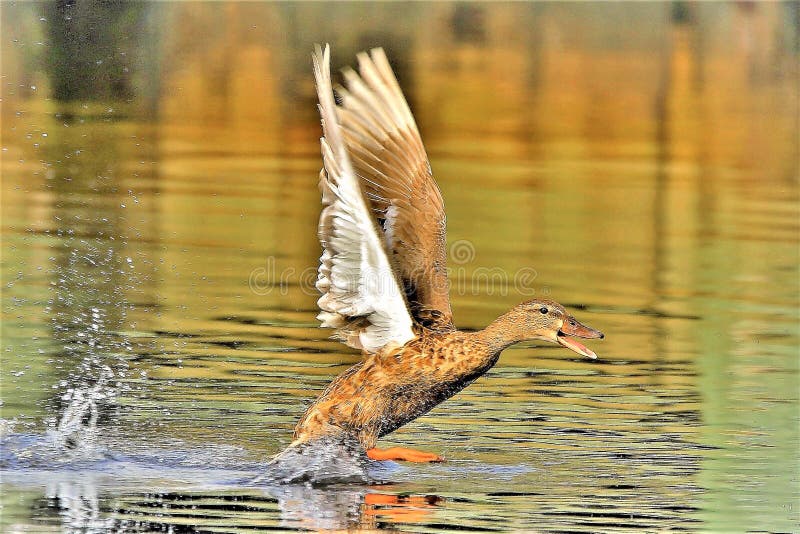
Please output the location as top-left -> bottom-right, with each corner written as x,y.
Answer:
313,44 -> 416,353
334,48 -> 453,331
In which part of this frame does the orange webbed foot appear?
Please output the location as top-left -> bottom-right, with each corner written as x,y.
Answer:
367,446 -> 445,463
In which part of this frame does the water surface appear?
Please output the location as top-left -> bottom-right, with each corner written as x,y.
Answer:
1,3 -> 798,532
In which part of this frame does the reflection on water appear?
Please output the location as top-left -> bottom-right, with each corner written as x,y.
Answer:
1,1 -> 798,532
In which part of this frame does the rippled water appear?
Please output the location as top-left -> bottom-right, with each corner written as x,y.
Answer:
2,3 -> 798,532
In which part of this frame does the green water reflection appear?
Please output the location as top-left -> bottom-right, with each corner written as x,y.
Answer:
1,2 -> 798,532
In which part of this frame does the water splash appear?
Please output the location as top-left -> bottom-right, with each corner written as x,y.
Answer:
253,436 -> 376,485
50,366 -> 114,455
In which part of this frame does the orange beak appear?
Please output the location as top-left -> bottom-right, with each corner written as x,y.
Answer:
556,316 -> 604,359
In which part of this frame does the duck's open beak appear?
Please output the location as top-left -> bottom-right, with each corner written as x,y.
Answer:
556,316 -> 604,359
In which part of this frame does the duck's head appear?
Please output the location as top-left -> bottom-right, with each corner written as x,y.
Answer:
515,299 -> 604,359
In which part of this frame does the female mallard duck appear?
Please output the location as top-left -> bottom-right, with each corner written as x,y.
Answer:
292,45 -> 603,463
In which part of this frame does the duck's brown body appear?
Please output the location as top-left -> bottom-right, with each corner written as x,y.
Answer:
292,302 -> 602,455
294,330 -> 499,449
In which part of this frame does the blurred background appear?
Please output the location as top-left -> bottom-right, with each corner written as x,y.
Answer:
1,2 -> 798,532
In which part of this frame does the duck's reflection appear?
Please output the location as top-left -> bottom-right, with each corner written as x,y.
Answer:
271,484 -> 443,531
272,484 -> 366,530
16,467 -> 444,531
363,492 -> 444,524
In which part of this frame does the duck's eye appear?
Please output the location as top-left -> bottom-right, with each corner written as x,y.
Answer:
539,307 -> 548,314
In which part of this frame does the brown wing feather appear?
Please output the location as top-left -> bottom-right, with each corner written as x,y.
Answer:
335,48 -> 453,331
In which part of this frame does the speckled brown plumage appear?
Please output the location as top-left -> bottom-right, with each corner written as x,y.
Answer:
295,330 -> 487,450
293,300 -> 603,455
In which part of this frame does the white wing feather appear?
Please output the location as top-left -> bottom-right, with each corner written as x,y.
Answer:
313,44 -> 416,353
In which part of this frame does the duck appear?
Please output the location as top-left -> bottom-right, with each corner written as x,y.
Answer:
289,45 -> 604,463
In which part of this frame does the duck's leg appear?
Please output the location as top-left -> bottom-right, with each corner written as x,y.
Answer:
367,447 -> 445,463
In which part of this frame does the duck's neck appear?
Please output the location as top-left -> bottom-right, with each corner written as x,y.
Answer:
474,307 -> 529,355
